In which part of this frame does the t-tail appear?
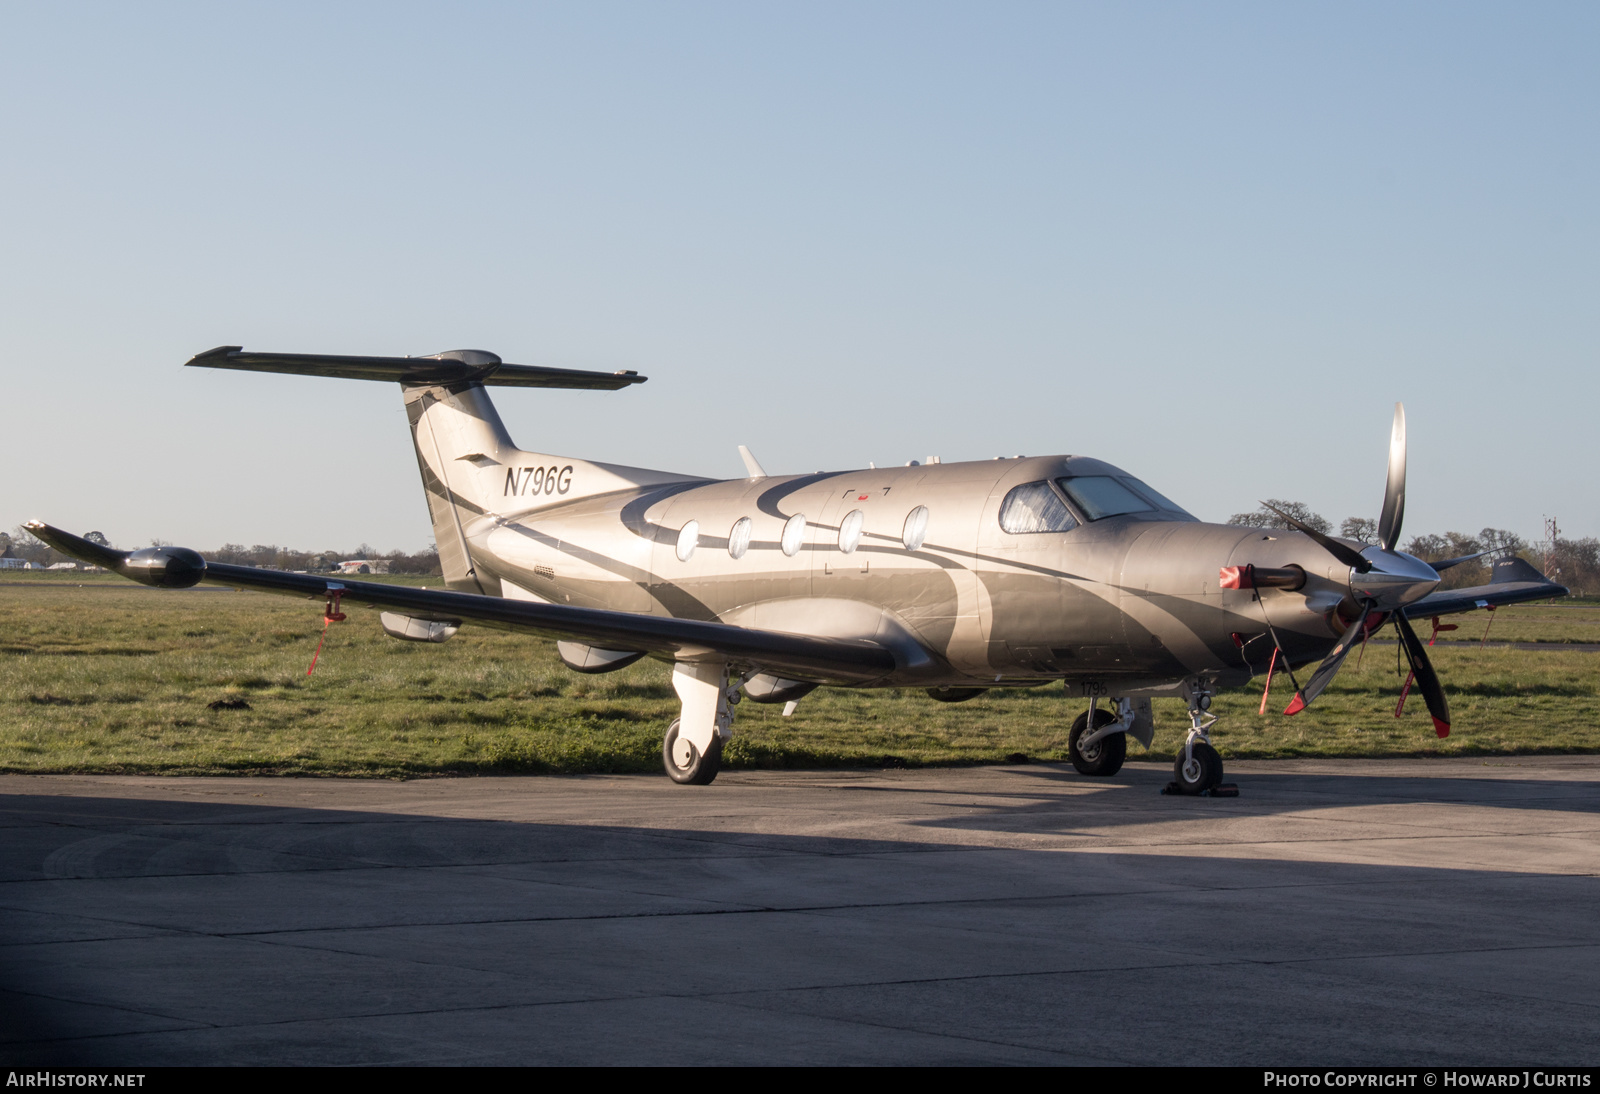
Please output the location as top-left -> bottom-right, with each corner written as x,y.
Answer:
186,346 -> 697,594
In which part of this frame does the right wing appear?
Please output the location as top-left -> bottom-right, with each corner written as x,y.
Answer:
1402,556 -> 1568,620
25,522 -> 900,685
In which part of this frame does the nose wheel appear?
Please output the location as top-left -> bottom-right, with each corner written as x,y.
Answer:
1164,681 -> 1237,797
1172,739 -> 1222,794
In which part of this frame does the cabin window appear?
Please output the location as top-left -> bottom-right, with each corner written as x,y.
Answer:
728,517 -> 752,559
998,482 -> 1078,534
675,520 -> 699,562
838,510 -> 864,554
902,505 -> 929,551
781,514 -> 807,557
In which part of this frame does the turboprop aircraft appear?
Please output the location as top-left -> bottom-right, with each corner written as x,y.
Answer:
29,346 -> 1568,792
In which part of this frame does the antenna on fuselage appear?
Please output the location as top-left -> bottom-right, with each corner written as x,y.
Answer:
737,445 -> 768,479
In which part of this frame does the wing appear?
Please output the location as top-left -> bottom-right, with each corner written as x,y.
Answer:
25,522 -> 899,685
1402,556 -> 1568,620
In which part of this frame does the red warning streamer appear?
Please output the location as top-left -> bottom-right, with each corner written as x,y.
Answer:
306,589 -> 347,676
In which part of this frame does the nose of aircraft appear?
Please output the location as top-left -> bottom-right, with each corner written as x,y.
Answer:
1348,547 -> 1440,610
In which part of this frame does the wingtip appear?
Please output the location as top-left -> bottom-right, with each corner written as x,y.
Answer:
185,345 -> 243,367
1433,718 -> 1450,739
1283,693 -> 1307,716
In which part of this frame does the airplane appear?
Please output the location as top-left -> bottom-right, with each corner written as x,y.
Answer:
28,346 -> 1569,793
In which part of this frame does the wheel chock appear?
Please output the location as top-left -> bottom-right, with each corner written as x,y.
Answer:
1160,782 -> 1240,797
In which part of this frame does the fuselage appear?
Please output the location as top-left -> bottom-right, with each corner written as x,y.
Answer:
451,454 -> 1362,695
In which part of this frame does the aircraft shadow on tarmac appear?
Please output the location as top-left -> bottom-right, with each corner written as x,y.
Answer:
826,761 -> 1600,840
3,783 -> 1600,1065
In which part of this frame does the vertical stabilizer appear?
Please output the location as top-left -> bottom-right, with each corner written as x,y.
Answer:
404,382 -> 513,594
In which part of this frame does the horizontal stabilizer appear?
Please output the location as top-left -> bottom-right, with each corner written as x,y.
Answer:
186,346 -> 647,390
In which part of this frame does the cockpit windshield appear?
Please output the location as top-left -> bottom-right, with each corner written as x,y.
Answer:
1057,476 -> 1196,522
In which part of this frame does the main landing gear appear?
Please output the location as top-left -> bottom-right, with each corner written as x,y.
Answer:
661,661 -> 741,785
1068,702 -> 1127,777
663,718 -> 723,784
1165,681 -> 1236,797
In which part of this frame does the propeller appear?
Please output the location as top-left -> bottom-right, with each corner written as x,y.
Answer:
1273,403 -> 1452,736
1393,612 -> 1451,737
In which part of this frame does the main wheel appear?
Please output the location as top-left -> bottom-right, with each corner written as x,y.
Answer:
662,718 -> 723,785
1172,740 -> 1222,795
1068,708 -> 1126,776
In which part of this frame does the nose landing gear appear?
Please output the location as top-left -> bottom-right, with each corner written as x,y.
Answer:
1165,681 -> 1238,797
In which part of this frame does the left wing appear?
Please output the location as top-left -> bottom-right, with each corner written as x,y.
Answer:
24,522 -> 900,685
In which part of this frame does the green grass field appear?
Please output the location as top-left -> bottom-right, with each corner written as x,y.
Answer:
3,573 -> 1596,776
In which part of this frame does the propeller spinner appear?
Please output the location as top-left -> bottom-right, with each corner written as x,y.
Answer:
1266,404 -> 1452,737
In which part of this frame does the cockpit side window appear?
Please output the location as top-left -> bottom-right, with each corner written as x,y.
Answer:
999,481 -> 1079,534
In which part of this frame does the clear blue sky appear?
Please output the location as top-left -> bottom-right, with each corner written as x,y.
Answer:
4,2 -> 1595,551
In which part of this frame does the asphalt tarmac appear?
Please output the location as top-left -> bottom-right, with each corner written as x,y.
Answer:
3,757 -> 1599,1066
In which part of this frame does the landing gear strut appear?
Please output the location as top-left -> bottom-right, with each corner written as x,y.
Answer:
1167,681 -> 1233,796
661,661 -> 741,785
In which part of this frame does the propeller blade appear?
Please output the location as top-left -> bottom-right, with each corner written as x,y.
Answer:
1260,502 -> 1371,573
1378,403 -> 1406,551
1394,613 -> 1451,737
1284,609 -> 1369,715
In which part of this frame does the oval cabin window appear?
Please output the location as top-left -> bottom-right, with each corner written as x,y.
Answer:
676,520 -> 699,562
781,514 -> 807,558
838,510 -> 864,554
902,506 -> 929,551
728,517 -> 752,560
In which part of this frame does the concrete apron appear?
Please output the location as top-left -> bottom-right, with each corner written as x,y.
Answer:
2,757 -> 1599,1065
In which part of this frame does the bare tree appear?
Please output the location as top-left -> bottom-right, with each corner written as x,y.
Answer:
1340,517 -> 1378,544
1226,500 -> 1331,534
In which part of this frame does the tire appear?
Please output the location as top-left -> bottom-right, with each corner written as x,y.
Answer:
1172,740 -> 1222,795
662,719 -> 723,785
1068,708 -> 1126,777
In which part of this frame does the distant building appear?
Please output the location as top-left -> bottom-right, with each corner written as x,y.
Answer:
336,559 -> 391,575
0,546 -> 30,570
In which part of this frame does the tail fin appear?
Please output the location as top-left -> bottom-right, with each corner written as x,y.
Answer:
189,346 -> 698,595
